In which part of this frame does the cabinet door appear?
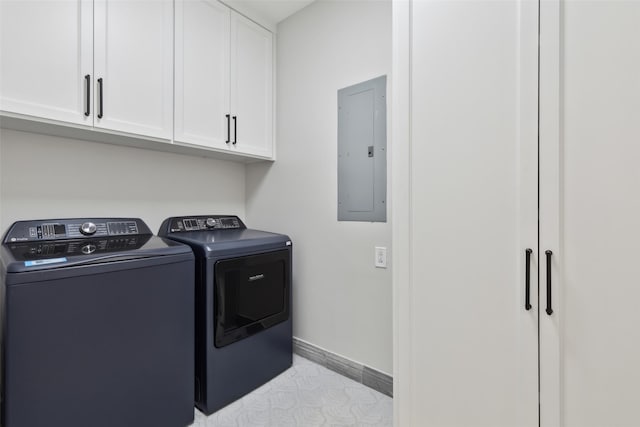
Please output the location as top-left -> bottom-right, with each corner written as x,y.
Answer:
0,0 -> 93,125
175,0 -> 230,149
230,12 -> 273,158
94,0 -> 173,139
540,1 -> 640,426
405,0 -> 539,425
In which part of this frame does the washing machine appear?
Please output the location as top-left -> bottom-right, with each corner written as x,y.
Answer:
0,218 -> 195,427
158,215 -> 292,415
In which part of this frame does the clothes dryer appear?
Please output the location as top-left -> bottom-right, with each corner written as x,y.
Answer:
159,215 -> 292,414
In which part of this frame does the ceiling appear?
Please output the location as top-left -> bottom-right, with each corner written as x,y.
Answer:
226,0 -> 316,25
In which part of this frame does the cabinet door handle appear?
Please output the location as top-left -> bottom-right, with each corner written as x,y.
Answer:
233,116 -> 237,145
225,114 -> 230,143
525,248 -> 532,311
84,75 -> 91,117
545,250 -> 553,315
97,78 -> 104,119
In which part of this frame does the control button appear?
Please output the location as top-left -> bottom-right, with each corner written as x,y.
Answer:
81,244 -> 97,255
80,222 -> 97,236
206,218 -> 217,228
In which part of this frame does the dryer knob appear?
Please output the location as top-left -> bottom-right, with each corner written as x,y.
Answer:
80,222 -> 97,236
206,218 -> 216,228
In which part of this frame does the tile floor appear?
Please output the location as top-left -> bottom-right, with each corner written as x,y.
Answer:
191,355 -> 393,427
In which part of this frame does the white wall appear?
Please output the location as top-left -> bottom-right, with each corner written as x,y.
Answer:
0,129 -> 246,232
245,0 -> 392,374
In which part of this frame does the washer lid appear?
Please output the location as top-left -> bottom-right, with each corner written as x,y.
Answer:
1,218 -> 193,273
164,228 -> 291,254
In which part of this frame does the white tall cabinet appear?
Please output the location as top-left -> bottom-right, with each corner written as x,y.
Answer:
539,1 -> 640,426
393,0 -> 539,425
394,0 -> 640,426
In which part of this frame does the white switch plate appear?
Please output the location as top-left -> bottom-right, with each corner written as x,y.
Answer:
375,246 -> 387,268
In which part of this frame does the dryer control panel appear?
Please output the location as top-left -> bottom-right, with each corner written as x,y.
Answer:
162,215 -> 246,233
3,218 -> 152,243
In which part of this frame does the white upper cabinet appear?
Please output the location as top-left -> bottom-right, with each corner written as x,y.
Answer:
175,2 -> 274,158
94,0 -> 173,140
0,0 -> 93,125
1,0 -> 273,160
175,0 -> 230,149
230,11 -> 273,158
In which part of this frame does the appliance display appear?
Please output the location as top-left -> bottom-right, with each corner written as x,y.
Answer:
0,218 -> 195,427
159,215 -> 292,415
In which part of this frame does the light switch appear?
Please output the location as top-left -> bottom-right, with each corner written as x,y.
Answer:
375,246 -> 387,268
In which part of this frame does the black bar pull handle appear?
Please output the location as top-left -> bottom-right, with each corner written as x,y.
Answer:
225,114 -> 231,143
232,116 -> 237,145
97,78 -> 104,119
525,248 -> 532,311
545,250 -> 553,315
84,75 -> 91,117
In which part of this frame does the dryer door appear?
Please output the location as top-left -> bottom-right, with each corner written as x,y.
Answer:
213,249 -> 290,348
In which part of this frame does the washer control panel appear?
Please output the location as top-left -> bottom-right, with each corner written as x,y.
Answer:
164,215 -> 246,233
7,236 -> 151,261
3,218 -> 152,243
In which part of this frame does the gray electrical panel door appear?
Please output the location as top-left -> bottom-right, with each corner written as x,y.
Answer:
338,75 -> 387,222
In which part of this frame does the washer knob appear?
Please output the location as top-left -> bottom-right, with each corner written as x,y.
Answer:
206,218 -> 216,228
80,222 -> 97,236
81,244 -> 97,255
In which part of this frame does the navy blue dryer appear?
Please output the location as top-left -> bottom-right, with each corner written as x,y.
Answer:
158,215 -> 292,415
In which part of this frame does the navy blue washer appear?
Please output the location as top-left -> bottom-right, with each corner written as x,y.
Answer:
0,218 -> 195,427
158,215 -> 292,415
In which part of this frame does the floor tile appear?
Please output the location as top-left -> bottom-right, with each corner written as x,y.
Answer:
194,355 -> 393,426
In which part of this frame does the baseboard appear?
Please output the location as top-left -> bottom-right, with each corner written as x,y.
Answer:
293,337 -> 393,397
